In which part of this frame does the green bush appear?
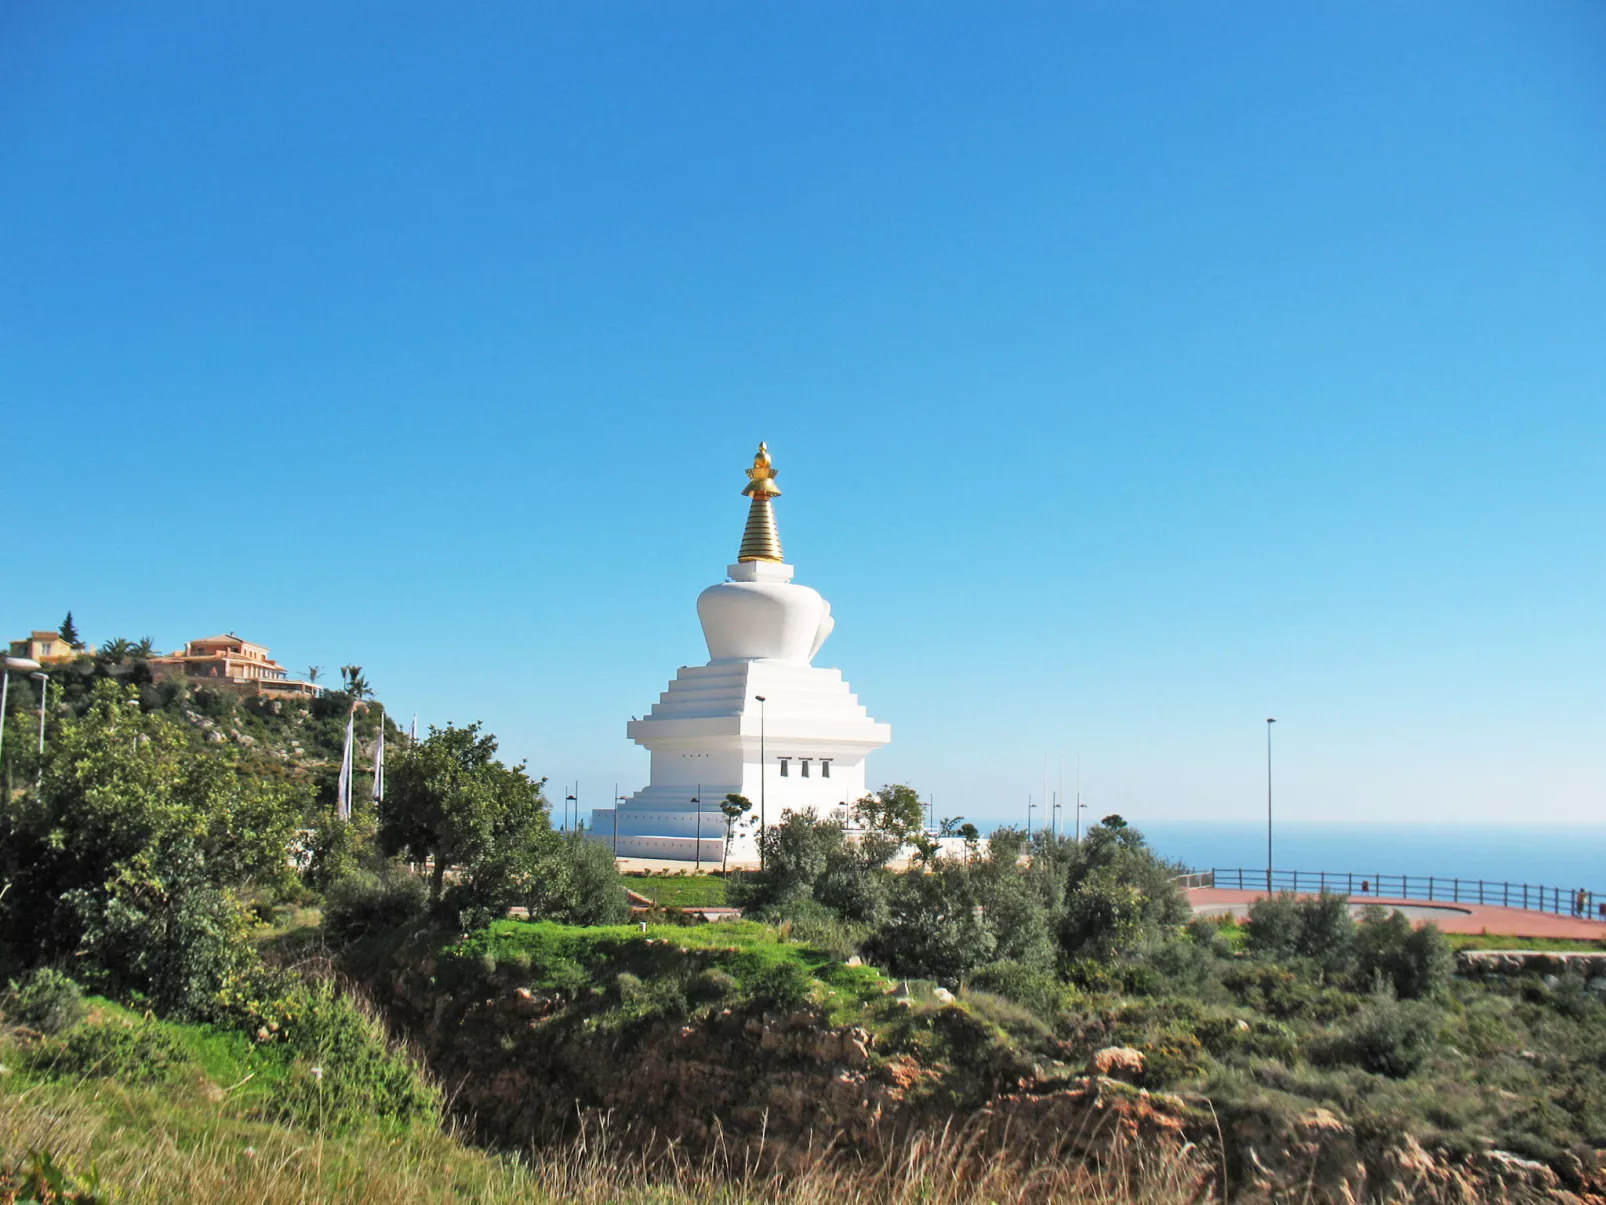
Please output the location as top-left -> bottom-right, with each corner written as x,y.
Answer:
29,1019 -> 195,1084
969,959 -> 1064,1018
747,958 -> 812,1008
1245,892 -> 1355,974
1353,907 -> 1452,999
1244,893 -> 1302,959
761,897 -> 868,962
260,979 -> 440,1132
1316,996 -> 1439,1078
866,865 -> 995,985
3,967 -> 88,1035
1057,819 -> 1187,961
63,858 -> 257,1019
523,832 -> 629,926
323,863 -> 429,944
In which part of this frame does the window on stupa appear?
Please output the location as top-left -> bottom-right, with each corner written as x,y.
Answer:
820,760 -> 831,778
778,758 -> 790,777
800,759 -> 811,777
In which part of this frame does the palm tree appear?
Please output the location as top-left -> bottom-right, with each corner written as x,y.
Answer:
99,637 -> 134,665
340,665 -> 372,701
307,666 -> 323,684
132,637 -> 155,660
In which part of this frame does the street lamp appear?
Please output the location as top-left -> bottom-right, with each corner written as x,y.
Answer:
613,783 -> 622,855
691,785 -> 701,873
565,786 -> 577,833
1266,718 -> 1277,894
753,695 -> 767,869
0,656 -> 42,776
31,671 -> 50,788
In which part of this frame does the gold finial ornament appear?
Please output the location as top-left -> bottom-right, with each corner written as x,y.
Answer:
737,441 -> 784,562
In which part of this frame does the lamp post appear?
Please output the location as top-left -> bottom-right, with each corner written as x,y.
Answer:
1026,794 -> 1034,835
565,786 -> 577,833
692,785 -> 701,872
0,657 -> 42,776
754,695 -> 767,869
613,783 -> 621,855
1266,718 -> 1276,893
31,671 -> 49,788
1075,754 -> 1085,841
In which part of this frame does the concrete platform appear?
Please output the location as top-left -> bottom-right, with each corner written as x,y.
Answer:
1188,887 -> 1606,941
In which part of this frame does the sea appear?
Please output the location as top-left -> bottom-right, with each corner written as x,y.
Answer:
1079,821 -> 1606,894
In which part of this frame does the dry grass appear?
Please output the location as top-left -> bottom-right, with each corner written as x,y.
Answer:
0,1074 -> 1219,1205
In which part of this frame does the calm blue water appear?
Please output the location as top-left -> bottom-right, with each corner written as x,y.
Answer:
1119,822 -> 1606,893
1130,822 -> 1606,899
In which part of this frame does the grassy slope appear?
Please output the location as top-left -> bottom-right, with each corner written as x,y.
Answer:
625,874 -> 730,908
1,972 -> 1195,1205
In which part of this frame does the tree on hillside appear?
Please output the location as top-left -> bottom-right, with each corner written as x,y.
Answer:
377,722 -> 549,904
59,612 -> 82,649
340,665 -> 371,700
720,793 -> 752,874
1057,816 -> 1188,961
307,666 -> 323,684
98,637 -> 133,665
852,783 -> 926,867
132,637 -> 155,660
0,680 -> 306,1013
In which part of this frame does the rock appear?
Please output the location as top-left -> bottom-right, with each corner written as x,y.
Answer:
932,987 -> 955,1004
845,955 -> 862,967
1481,1149 -> 1560,1190
1090,1046 -> 1145,1081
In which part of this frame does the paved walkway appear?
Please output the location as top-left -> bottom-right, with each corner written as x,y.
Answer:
1188,887 -> 1606,940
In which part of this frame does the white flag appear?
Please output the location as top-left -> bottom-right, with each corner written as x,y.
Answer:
337,712 -> 355,821
372,709 -> 385,802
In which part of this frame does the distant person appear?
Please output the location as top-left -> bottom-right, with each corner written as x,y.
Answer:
1361,879 -> 1370,895
1576,888 -> 1588,918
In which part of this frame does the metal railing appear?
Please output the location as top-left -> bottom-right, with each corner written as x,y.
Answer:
1189,868 -> 1605,920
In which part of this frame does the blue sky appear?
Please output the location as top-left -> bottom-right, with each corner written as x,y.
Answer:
3,3 -> 1602,829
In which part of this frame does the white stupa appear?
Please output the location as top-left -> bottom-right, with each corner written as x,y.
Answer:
590,442 -> 891,862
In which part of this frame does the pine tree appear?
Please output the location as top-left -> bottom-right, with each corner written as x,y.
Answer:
59,611 -> 81,649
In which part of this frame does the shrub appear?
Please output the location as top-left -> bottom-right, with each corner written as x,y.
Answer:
29,1019 -> 195,1084
523,833 -> 629,926
1353,907 -> 1452,999
1057,820 -> 1187,961
1245,892 -> 1355,974
968,959 -> 1063,1018
1315,996 -> 1439,1078
866,866 -> 995,984
3,967 -> 87,1035
323,863 -> 429,944
260,979 -> 440,1132
63,857 -> 257,1019
1244,893 -> 1302,960
763,897 -> 868,962
746,958 -> 812,1008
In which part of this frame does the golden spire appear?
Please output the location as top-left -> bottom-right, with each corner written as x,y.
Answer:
737,441 -> 784,562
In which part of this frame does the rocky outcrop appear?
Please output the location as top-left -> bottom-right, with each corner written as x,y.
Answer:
370,942 -> 1606,1204
1458,949 -> 1606,983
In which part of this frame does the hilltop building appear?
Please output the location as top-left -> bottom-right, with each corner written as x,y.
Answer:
8,631 -> 93,664
149,635 -> 322,698
591,443 -> 890,862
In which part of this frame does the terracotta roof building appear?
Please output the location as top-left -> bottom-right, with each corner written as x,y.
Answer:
149,634 -> 321,697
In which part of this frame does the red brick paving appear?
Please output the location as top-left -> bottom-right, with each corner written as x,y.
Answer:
1187,887 -> 1606,941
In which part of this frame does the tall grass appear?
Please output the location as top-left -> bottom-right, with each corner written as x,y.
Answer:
0,1071 -> 1221,1205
